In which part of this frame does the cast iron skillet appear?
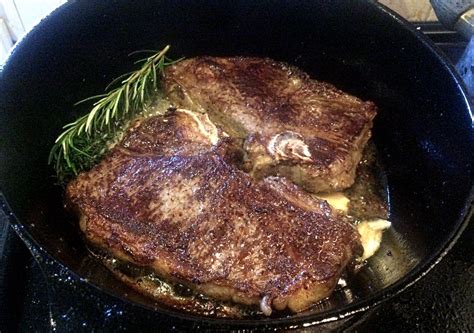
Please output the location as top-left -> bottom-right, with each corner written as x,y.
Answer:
0,0 -> 472,330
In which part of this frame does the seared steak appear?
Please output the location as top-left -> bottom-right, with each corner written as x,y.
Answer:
67,109 -> 362,314
163,57 -> 377,193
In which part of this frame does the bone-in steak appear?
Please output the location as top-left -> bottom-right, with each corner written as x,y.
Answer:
163,57 -> 377,193
66,109 -> 362,315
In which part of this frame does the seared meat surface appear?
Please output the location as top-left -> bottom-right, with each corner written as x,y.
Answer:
67,109 -> 362,314
164,57 -> 377,193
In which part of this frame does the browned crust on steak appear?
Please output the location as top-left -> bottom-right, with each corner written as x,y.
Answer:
163,57 -> 377,193
67,109 -> 362,314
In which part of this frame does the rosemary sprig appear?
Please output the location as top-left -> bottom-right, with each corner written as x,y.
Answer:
48,45 -> 182,184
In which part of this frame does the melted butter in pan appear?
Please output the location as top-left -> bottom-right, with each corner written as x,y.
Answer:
88,247 -> 262,318
315,192 -> 350,212
357,219 -> 391,261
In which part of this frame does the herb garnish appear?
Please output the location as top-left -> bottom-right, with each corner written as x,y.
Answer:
48,45 -> 182,184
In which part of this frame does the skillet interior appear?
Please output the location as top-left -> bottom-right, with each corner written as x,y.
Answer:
0,0 -> 472,329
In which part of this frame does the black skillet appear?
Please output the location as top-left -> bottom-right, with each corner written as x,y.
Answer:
0,0 -> 472,330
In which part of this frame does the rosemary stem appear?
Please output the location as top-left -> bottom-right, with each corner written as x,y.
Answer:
49,45 -> 180,184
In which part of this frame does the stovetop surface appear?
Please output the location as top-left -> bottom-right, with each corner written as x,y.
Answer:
0,23 -> 472,332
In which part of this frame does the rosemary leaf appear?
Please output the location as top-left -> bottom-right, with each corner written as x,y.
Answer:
48,45 -> 180,185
